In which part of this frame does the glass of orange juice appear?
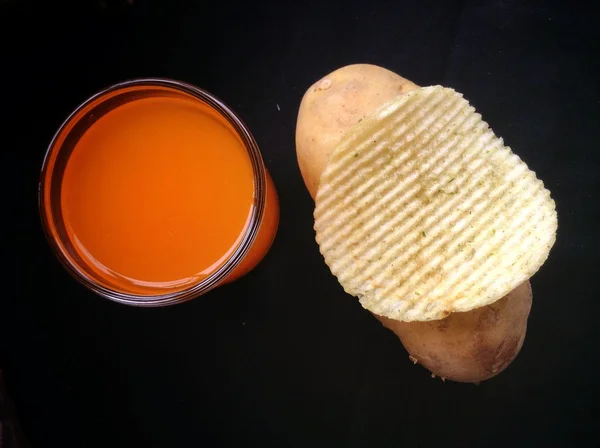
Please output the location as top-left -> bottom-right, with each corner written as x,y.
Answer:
39,79 -> 279,306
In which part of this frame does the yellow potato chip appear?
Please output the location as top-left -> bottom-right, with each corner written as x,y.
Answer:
314,86 -> 557,322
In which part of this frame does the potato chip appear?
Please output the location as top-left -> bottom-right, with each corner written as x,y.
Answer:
314,86 -> 557,322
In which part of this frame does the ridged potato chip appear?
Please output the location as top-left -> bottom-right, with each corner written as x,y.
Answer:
314,86 -> 557,322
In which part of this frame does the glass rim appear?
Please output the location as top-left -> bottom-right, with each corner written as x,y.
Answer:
38,78 -> 267,306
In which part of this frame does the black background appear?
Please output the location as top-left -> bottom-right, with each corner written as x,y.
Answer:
1,0 -> 599,446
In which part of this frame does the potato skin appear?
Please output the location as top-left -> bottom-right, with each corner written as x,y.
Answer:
296,64 -> 533,383
296,64 -> 418,199
376,281 -> 532,382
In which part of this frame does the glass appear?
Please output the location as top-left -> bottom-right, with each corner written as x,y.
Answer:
39,78 -> 279,306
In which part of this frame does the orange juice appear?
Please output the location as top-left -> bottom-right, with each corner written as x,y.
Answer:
40,80 -> 278,304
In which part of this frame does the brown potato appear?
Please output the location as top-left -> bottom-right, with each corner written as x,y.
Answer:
296,63 -> 534,383
296,64 -> 417,199
376,281 -> 532,382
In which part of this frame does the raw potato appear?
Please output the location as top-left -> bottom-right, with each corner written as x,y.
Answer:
377,281 -> 532,382
296,63 -> 535,382
296,64 -> 418,198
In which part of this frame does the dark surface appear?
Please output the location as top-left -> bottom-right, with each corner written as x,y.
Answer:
1,371 -> 30,448
2,0 -> 599,446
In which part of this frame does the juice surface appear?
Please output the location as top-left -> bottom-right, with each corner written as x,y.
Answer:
61,95 -> 255,292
